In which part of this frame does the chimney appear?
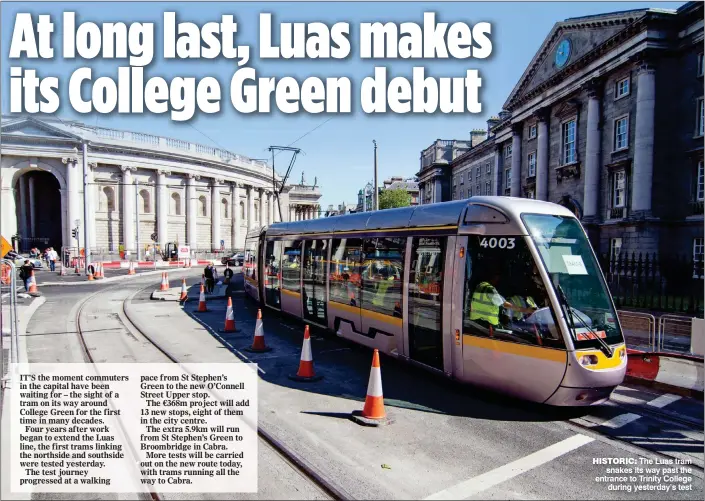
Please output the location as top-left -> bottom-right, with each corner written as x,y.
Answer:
486,115 -> 500,136
498,110 -> 511,121
470,129 -> 487,147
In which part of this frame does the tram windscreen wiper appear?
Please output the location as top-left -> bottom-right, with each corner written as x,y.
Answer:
556,284 -> 613,358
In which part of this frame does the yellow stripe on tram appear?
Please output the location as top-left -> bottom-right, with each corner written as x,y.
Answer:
281,289 -> 300,298
575,345 -> 626,371
463,335 -> 567,363
329,301 -> 403,328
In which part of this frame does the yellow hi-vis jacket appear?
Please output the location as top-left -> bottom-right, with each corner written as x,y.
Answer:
469,282 -> 505,326
508,295 -> 538,321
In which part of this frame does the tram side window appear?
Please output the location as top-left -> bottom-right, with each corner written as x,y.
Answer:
361,237 -> 405,318
264,240 -> 281,305
329,238 -> 362,306
463,236 -> 565,348
244,240 -> 258,281
281,240 -> 302,293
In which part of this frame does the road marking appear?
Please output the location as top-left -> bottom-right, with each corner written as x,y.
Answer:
424,434 -> 595,500
647,393 -> 681,408
599,413 -> 641,429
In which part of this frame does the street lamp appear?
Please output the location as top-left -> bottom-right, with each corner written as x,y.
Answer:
373,140 -> 378,211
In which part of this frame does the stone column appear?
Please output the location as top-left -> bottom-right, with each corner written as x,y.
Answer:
157,170 -> 169,250
18,175 -> 28,247
268,192 -> 274,224
259,190 -> 266,226
86,163 -> 97,249
535,109 -> 550,201
232,182 -> 241,249
211,179 -> 222,251
632,60 -> 656,214
63,156 -> 80,247
247,185 -> 254,231
583,80 -> 602,218
186,174 -> 198,248
120,166 -> 136,252
28,176 -> 36,237
289,206 -> 295,222
493,145 -> 503,196
510,124 -> 522,197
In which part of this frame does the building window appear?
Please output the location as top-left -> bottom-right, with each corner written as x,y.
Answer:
505,168 -> 511,190
459,174 -> 464,185
504,144 -> 512,159
528,151 -> 537,177
485,182 -> 490,196
527,189 -> 535,199
529,124 -> 537,139
698,53 -> 704,77
694,238 -> 704,279
240,201 -> 245,219
222,197 -> 229,218
485,162 -> 491,174
697,98 -> 704,137
697,161 -> 704,202
612,171 -> 626,208
199,195 -> 207,217
610,238 -> 622,259
468,170 -> 472,182
476,184 -> 480,195
459,189 -> 464,199
614,116 -> 629,151
139,189 -> 151,214
615,77 -> 630,99
453,177 -> 457,188
101,186 -> 116,213
468,186 -> 472,197
170,192 -> 181,216
475,166 -> 480,178
562,119 -> 576,164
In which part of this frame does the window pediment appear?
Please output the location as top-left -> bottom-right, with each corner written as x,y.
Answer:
554,98 -> 582,120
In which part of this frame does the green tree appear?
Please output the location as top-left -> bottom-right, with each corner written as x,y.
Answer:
379,188 -> 412,209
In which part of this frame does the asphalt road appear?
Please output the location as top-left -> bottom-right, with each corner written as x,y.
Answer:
124,271 -> 703,500
10,269 -> 704,500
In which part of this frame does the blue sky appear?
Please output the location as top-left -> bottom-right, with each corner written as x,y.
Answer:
1,1 -> 683,209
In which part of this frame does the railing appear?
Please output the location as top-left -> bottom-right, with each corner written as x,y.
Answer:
70,123 -> 271,171
618,310 -> 657,351
600,252 -> 704,315
1,260 -> 19,389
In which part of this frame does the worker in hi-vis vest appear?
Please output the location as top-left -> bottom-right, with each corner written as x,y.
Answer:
470,273 -> 536,327
508,295 -> 538,321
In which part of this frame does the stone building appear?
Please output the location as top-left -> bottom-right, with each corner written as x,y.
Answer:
382,177 -> 420,205
491,1 -> 703,258
0,116 -> 323,254
418,2 -> 703,262
451,121 -> 502,200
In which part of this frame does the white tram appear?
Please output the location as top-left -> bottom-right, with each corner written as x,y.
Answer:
243,197 -> 627,406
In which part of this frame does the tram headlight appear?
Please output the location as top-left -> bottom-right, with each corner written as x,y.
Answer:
579,355 -> 598,366
619,349 -> 626,361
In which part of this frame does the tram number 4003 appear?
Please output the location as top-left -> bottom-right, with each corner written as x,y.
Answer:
478,237 -> 516,249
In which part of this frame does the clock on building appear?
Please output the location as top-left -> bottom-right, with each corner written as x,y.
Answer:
554,38 -> 571,68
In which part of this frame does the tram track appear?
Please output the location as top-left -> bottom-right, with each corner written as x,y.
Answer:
73,278 -> 348,501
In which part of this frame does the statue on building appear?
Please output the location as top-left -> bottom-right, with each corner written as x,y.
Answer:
314,176 -> 317,187
300,171 -> 305,185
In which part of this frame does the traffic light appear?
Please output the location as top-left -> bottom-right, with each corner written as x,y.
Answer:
72,228 -> 78,239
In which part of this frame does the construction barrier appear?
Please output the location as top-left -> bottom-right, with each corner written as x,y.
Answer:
617,311 -> 657,351
626,352 -> 704,397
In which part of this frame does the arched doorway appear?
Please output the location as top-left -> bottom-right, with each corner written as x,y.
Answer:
15,171 -> 62,252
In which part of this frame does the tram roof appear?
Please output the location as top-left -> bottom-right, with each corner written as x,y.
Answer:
264,196 -> 576,237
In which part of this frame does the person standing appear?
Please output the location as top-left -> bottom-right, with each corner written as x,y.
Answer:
19,260 -> 34,292
48,247 -> 57,272
204,263 -> 218,294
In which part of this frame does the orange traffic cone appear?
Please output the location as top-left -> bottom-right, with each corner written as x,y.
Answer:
127,261 -> 135,275
87,266 -> 94,281
178,278 -> 188,302
74,261 -> 80,275
95,262 -> 103,279
195,283 -> 208,312
27,269 -> 39,294
160,272 -> 169,291
219,297 -> 241,333
288,325 -> 322,382
245,310 -> 271,353
351,349 -> 393,426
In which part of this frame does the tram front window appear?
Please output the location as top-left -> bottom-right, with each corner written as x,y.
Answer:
522,214 -> 624,350
463,235 -> 565,349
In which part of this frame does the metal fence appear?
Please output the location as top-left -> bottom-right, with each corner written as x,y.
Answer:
599,252 -> 704,315
1,260 -> 20,389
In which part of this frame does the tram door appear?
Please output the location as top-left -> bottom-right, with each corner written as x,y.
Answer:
302,239 -> 328,326
407,236 -> 446,371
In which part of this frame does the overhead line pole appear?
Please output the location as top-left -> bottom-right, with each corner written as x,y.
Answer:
268,146 -> 302,222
